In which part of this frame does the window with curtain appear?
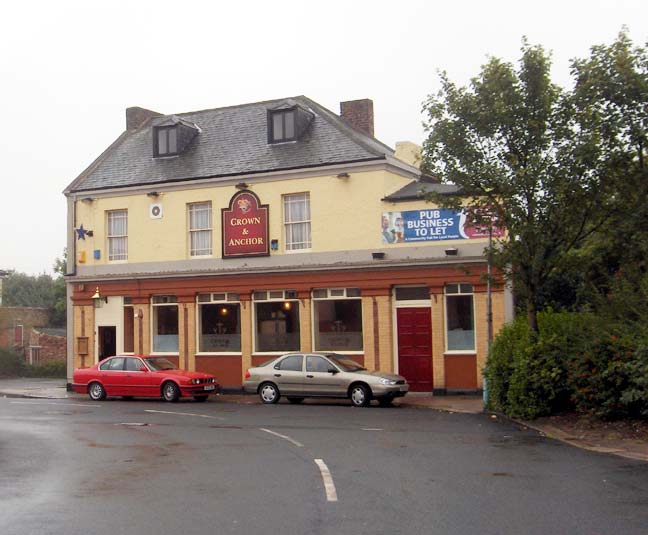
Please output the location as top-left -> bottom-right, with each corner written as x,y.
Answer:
155,126 -> 178,156
312,288 -> 363,351
197,293 -> 241,352
253,290 -> 300,352
445,284 -> 475,351
152,295 -> 178,353
283,192 -> 311,251
270,109 -> 296,143
188,202 -> 212,256
107,210 -> 128,261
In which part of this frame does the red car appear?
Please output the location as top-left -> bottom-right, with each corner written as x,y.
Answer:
72,355 -> 219,402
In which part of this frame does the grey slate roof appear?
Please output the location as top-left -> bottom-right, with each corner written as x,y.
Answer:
66,96 -> 396,194
382,181 -> 460,202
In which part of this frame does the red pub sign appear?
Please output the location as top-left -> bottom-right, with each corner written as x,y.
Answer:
221,191 -> 269,258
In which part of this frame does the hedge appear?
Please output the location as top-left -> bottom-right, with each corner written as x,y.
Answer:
0,348 -> 66,378
485,311 -> 648,420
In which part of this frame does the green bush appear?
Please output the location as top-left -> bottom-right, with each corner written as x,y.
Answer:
23,361 -> 67,378
485,311 -> 603,419
0,348 -> 66,378
569,338 -> 648,419
484,316 -> 530,413
0,348 -> 27,376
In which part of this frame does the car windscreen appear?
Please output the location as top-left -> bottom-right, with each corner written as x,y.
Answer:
327,354 -> 365,372
144,358 -> 177,371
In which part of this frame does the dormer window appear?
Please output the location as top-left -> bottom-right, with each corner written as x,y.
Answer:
269,108 -> 296,143
155,126 -> 178,157
152,116 -> 200,158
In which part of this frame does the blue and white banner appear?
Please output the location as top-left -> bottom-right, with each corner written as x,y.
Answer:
381,209 -> 502,244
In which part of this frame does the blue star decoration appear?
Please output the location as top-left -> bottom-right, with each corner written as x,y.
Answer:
76,225 -> 94,240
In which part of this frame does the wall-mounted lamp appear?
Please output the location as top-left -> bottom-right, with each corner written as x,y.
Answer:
134,308 -> 144,319
444,248 -> 458,256
283,301 -> 292,311
270,239 -> 279,251
235,182 -> 249,190
372,252 -> 385,260
81,197 -> 95,203
336,172 -> 350,179
146,191 -> 160,198
91,286 -> 108,308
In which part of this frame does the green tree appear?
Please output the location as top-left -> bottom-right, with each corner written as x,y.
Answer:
2,249 -> 67,326
51,249 -> 67,326
421,39 -> 625,334
569,31 -> 648,326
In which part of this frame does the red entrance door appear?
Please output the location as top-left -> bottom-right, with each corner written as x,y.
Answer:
397,308 -> 432,392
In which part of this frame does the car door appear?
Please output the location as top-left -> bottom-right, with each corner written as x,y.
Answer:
303,355 -> 346,396
123,357 -> 158,397
271,355 -> 304,395
99,357 -> 126,395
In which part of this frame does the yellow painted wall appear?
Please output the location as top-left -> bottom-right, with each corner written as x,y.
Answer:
73,169 -> 484,267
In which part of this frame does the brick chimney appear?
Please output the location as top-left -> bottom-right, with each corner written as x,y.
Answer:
126,106 -> 162,130
340,99 -> 374,138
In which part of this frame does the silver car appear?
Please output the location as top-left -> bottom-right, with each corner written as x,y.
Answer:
243,352 -> 409,407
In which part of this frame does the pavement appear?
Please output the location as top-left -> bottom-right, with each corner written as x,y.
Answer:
1,377 -> 646,462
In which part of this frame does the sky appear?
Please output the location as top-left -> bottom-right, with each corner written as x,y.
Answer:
1,0 -> 646,275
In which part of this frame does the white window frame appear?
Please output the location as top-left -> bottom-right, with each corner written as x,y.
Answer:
107,209 -> 128,262
151,295 -> 179,355
444,283 -> 476,354
196,292 -> 242,355
311,288 -> 363,354
188,202 -> 213,257
252,289 -> 300,355
283,192 -> 311,252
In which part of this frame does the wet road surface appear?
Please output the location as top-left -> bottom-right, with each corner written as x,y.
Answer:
1,397 -> 647,535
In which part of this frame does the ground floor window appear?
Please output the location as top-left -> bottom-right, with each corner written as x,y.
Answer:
254,290 -> 300,352
152,295 -> 178,353
313,288 -> 363,351
445,284 -> 475,351
197,293 -> 241,352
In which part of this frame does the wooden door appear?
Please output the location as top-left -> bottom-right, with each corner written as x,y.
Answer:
397,308 -> 433,391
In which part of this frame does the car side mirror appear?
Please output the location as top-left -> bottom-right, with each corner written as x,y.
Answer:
328,368 -> 339,374
139,366 -> 148,372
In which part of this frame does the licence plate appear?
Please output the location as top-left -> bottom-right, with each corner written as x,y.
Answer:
400,387 -> 408,392
204,385 -> 216,391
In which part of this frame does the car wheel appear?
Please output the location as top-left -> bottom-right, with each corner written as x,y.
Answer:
287,397 -> 304,404
193,395 -> 208,402
88,382 -> 106,401
259,382 -> 280,404
350,384 -> 371,407
162,382 -> 180,402
378,396 -> 394,407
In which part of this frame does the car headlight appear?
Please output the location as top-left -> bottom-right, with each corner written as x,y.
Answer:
379,378 -> 397,385
191,378 -> 202,385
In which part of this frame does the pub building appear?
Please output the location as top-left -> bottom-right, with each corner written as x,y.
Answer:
64,97 -> 512,393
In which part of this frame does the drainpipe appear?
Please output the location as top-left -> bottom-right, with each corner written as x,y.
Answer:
483,224 -> 493,407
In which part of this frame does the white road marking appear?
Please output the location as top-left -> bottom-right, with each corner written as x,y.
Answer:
362,428 -> 383,431
259,427 -> 304,447
314,459 -> 338,502
10,401 -> 102,408
144,409 -> 225,420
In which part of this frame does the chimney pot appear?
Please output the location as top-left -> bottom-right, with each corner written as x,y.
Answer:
340,99 -> 374,138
